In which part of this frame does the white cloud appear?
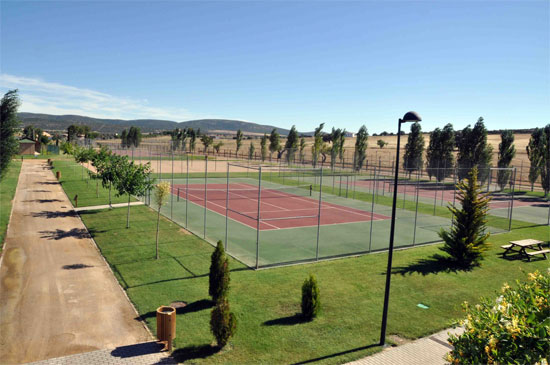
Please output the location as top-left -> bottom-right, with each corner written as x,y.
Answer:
0,74 -> 206,121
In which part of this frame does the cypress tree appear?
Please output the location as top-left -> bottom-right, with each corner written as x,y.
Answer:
301,274 -> 321,320
248,142 -> 255,160
426,124 -> 455,182
260,134 -> 268,161
121,129 -> 128,148
311,123 -> 324,168
496,130 -> 516,190
284,125 -> 299,163
438,166 -> 491,267
299,137 -> 306,163
0,90 -> 20,178
526,128 -> 544,191
354,125 -> 368,171
209,241 -> 229,302
403,122 -> 425,178
269,129 -> 280,159
540,124 -> 550,196
456,118 -> 493,182
210,297 -> 237,348
236,129 -> 244,154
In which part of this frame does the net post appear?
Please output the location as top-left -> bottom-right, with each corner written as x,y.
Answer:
368,166 -> 376,252
256,166 -> 263,269
315,167 -> 323,260
204,156 -> 208,239
508,168 -> 516,231
225,163 -> 230,250
177,188 -> 180,202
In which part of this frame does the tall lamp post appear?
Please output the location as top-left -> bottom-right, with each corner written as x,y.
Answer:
380,111 -> 422,346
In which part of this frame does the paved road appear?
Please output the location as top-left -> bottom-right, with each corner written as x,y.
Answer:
0,160 -> 151,364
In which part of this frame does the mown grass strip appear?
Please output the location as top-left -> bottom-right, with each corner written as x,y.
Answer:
0,161 -> 22,249
80,203 -> 549,364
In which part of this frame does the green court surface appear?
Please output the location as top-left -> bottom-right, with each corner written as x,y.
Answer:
143,174 -> 511,268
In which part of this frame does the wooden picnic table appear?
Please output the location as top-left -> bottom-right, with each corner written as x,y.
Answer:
501,239 -> 549,261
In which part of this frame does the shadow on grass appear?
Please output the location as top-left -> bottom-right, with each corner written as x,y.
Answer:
263,313 -> 306,326
391,254 -> 476,276
291,343 -> 379,365
171,344 -> 220,362
137,299 -> 214,321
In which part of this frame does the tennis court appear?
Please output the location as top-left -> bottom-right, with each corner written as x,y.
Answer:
171,183 -> 389,230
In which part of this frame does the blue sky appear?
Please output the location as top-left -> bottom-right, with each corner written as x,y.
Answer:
1,1 -> 548,133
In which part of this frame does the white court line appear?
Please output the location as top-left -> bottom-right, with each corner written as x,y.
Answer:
232,183 -> 293,211
174,188 -> 281,230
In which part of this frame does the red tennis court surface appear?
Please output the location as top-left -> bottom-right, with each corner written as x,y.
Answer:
172,183 -> 389,230
351,179 -> 538,209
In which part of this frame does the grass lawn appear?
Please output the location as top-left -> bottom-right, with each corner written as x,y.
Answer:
79,204 -> 550,364
52,159 -> 137,207
0,161 -> 22,250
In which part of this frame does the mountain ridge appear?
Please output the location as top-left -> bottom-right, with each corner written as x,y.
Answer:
17,112 -> 291,135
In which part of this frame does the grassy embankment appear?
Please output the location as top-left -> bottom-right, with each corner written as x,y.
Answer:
0,161 -> 22,252
79,202 -> 549,364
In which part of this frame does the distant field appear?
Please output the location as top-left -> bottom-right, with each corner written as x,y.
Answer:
101,132 -> 541,187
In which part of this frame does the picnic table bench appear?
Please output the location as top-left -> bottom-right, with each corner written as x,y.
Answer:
501,239 -> 549,261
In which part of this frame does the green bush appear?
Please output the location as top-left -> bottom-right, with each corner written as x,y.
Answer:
209,241 -> 229,302
301,274 -> 320,320
447,269 -> 550,364
210,297 -> 237,348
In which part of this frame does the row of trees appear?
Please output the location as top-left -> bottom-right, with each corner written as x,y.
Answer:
66,145 -> 153,228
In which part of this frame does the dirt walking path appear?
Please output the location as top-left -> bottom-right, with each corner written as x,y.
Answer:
0,160 -> 151,364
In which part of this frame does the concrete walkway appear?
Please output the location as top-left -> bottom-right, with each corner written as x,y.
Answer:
73,201 -> 144,212
347,327 -> 464,365
27,342 -> 177,364
0,161 -> 153,364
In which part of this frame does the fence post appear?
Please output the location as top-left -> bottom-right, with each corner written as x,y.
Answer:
368,166 -> 377,252
185,153 -> 189,228
413,169 -> 420,246
203,156 -> 208,239
508,168 -> 516,231
256,167 -> 263,269
519,160 -> 523,191
225,163 -> 230,250
315,167 -> 323,261
171,150 -> 174,220
451,167 -> 457,228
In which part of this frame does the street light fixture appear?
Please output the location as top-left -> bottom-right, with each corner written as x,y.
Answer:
380,111 -> 422,346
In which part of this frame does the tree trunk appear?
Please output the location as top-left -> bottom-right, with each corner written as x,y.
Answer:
126,193 -> 131,229
96,180 -> 99,198
109,181 -> 112,207
156,207 -> 161,259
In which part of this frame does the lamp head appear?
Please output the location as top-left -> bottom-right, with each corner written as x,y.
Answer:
400,111 -> 422,124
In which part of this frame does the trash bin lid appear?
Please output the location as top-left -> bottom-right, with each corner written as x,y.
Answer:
157,305 -> 175,314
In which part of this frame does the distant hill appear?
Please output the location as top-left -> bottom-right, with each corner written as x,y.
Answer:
17,113 -> 290,135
